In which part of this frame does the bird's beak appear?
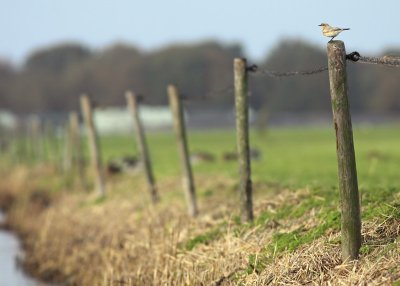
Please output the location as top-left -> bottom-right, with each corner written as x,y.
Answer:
318,24 -> 322,26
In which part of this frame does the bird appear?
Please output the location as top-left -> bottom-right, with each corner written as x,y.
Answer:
318,23 -> 350,42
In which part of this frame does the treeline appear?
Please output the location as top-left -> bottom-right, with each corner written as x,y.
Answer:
0,40 -> 399,114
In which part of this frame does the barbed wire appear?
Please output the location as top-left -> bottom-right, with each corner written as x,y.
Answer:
246,64 -> 328,78
185,52 -> 400,101
346,52 -> 400,67
189,64 -> 329,100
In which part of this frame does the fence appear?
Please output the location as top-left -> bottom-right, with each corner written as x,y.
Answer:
2,40 -> 399,260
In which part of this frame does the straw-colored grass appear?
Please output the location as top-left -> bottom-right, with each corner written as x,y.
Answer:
1,164 -> 399,286
246,217 -> 400,286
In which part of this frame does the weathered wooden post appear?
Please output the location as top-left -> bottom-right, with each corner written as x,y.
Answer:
80,95 -> 106,197
13,120 -> 26,164
234,58 -> 254,223
167,85 -> 198,217
69,111 -> 86,188
327,41 -> 361,260
63,121 -> 73,172
125,91 -> 159,203
18,121 -> 30,164
43,121 -> 55,164
29,116 -> 43,163
22,121 -> 32,164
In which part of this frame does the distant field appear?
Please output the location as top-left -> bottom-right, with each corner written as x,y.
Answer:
99,124 -> 400,189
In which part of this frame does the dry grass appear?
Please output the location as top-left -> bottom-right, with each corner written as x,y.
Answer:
246,217 -> 400,286
0,166 -> 399,286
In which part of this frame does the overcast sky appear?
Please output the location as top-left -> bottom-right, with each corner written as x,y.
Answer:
1,0 -> 399,64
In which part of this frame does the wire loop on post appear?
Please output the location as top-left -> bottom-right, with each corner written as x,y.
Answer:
246,64 -> 258,72
346,52 -> 360,62
347,51 -> 400,67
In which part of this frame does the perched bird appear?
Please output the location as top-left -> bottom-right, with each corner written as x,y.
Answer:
318,23 -> 350,42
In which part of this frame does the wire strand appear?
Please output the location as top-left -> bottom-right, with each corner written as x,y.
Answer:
248,65 -> 328,78
346,51 -> 400,67
192,52 -> 399,101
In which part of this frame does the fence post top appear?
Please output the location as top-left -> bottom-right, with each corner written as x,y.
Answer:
327,40 -> 345,48
234,57 -> 247,63
80,94 -> 90,101
167,84 -> 178,93
125,90 -> 134,97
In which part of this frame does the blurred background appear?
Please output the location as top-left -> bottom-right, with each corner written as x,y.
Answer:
1,2 -> 400,285
0,0 -> 399,131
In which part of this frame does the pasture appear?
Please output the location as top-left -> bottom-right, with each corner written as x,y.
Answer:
99,125 -> 400,188
1,125 -> 400,285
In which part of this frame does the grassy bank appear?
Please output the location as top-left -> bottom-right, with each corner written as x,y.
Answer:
0,126 -> 399,285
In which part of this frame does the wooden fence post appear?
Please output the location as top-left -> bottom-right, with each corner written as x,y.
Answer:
63,121 -> 73,172
234,58 -> 254,222
13,120 -> 27,164
29,116 -> 43,164
125,91 -> 159,203
167,85 -> 198,217
43,121 -> 55,164
22,121 -> 32,164
69,111 -> 86,188
80,95 -> 106,197
327,41 -> 361,261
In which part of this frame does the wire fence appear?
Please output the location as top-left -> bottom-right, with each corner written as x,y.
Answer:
247,51 -> 400,80
346,51 -> 400,67
248,52 -> 400,80
176,51 -> 400,102
247,64 -> 328,78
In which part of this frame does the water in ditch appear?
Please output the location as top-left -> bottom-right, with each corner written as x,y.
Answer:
0,212 -> 48,286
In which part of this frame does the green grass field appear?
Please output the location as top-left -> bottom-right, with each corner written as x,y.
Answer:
99,125 -> 400,189
99,124 -> 400,224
